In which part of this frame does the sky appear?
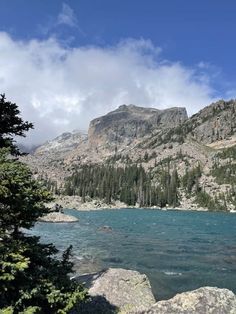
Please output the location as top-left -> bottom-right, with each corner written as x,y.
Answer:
0,0 -> 236,144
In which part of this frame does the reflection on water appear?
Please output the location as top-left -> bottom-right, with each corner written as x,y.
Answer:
29,209 -> 236,300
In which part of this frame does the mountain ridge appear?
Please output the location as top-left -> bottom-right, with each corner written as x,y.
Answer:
22,99 -> 236,211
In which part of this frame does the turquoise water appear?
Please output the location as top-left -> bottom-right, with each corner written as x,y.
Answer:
30,209 -> 236,300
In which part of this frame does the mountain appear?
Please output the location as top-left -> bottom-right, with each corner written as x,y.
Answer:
22,100 -> 236,211
35,130 -> 87,155
22,130 -> 87,188
88,104 -> 187,147
178,99 -> 236,144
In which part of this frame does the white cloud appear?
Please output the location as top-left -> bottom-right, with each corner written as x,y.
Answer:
0,32 -> 218,145
57,3 -> 78,27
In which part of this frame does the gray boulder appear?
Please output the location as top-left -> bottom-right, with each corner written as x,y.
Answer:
141,287 -> 236,314
75,268 -> 156,313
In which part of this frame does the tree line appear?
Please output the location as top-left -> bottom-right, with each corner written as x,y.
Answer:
64,164 -> 180,208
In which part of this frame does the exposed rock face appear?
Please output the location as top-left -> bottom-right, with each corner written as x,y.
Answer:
22,130 -> 87,186
141,287 -> 236,314
35,130 -> 87,155
186,100 -> 236,144
88,104 -> 188,147
76,268 -> 156,313
39,212 -> 78,223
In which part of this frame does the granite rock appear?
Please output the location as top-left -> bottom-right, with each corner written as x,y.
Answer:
75,268 -> 156,313
39,212 -> 78,223
140,286 -> 236,314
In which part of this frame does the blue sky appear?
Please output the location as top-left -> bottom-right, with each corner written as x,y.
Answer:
0,0 -> 235,143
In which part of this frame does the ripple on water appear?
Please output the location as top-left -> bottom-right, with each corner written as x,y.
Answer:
29,208 -> 236,300
163,271 -> 183,276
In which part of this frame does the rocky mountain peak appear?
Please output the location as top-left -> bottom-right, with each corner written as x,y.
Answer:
116,104 -> 159,114
88,104 -> 188,147
35,130 -> 87,155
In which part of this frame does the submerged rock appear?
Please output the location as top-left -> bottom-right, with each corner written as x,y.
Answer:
141,286 -> 236,314
97,225 -> 113,232
75,268 -> 156,313
39,212 -> 78,223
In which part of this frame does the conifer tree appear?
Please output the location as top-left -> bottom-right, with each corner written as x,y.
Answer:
0,96 -> 87,313
0,94 -> 33,155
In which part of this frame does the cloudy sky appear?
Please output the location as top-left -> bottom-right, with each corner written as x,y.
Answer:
0,0 -> 235,144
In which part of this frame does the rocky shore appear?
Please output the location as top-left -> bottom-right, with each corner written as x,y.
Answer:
50,196 -> 131,211
51,195 -> 210,212
39,212 -> 79,223
75,268 -> 236,314
38,198 -> 209,224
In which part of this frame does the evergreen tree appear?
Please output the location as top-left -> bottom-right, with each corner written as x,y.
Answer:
0,94 -> 33,155
64,163 -> 180,208
0,97 -> 87,313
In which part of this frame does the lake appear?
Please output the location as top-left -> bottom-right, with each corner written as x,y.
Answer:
29,209 -> 236,300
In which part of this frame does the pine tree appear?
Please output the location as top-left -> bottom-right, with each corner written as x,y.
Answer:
0,94 -> 33,155
0,96 -> 87,313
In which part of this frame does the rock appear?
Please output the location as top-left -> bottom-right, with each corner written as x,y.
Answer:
89,104 -> 187,147
140,287 -> 236,314
75,268 -> 156,313
35,130 -> 87,155
186,100 -> 236,144
97,225 -> 113,232
39,212 -> 78,223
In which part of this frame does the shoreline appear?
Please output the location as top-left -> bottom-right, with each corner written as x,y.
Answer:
47,195 -> 234,213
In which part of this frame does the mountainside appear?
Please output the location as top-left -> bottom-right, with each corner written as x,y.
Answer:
188,100 -> 236,144
35,130 -> 87,155
88,104 -> 187,147
22,100 -> 236,211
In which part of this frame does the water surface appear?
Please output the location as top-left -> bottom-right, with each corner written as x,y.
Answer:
30,209 -> 236,300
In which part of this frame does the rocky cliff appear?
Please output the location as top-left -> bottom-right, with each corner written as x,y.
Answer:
35,130 -> 87,155
188,99 -> 236,144
88,104 -> 187,147
22,100 -> 236,211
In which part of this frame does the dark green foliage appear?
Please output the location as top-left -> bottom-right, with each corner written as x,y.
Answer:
226,185 -> 236,208
210,146 -> 236,210
0,98 -> 87,313
216,145 -> 236,160
64,164 -> 180,208
182,165 -> 202,193
143,127 -> 185,149
38,176 -> 60,195
195,191 -> 224,211
0,233 -> 87,313
181,165 -> 227,210
0,94 -> 33,155
0,150 -> 52,234
0,150 -> 88,313
138,151 -> 157,163
106,154 -> 132,164
211,163 -> 236,185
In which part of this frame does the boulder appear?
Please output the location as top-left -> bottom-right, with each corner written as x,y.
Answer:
39,212 -> 78,223
141,287 -> 236,314
97,225 -> 113,232
75,268 -> 156,313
